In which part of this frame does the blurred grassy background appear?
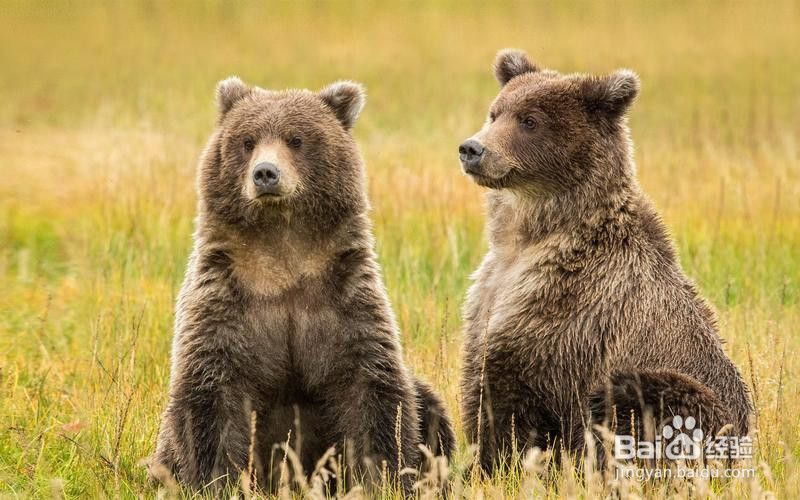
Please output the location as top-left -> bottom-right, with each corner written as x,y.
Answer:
0,1 -> 798,497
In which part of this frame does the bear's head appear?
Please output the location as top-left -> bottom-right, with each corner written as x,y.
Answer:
199,77 -> 367,233
459,49 -> 639,195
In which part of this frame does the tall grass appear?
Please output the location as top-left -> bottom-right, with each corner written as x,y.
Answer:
1,1 -> 798,497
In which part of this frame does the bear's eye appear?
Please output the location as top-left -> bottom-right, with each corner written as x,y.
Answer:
243,138 -> 255,152
521,116 -> 536,130
489,112 -> 497,123
288,136 -> 302,149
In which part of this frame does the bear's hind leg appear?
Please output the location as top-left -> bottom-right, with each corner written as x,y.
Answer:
590,370 -> 732,434
414,378 -> 455,460
586,369 -> 735,465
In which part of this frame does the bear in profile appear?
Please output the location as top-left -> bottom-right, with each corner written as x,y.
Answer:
458,49 -> 751,471
151,77 -> 454,493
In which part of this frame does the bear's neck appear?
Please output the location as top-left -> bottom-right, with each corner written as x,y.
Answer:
194,211 -> 377,297
486,166 -> 641,255
200,209 -> 373,253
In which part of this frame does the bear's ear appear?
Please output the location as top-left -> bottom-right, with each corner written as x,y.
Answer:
494,49 -> 538,86
580,69 -> 640,119
216,76 -> 250,116
319,81 -> 366,130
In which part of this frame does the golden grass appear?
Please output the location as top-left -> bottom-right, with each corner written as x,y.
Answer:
1,1 -> 798,497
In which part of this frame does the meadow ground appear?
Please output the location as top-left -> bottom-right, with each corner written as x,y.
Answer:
0,1 -> 798,497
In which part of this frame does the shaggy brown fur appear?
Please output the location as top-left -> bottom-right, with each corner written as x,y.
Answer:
458,49 -> 751,472
150,78 -> 454,494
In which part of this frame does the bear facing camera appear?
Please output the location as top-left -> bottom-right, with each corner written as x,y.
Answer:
149,77 -> 454,494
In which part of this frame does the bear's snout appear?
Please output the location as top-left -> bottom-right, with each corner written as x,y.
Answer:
459,138 -> 485,173
252,162 -> 282,196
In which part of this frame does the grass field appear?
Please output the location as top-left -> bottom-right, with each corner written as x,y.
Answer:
1,1 -> 799,497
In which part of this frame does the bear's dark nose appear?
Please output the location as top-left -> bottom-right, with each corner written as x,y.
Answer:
252,162 -> 281,195
459,139 -> 485,171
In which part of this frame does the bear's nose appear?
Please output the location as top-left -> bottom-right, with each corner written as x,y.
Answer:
253,162 -> 280,186
252,162 -> 281,196
459,139 -> 485,170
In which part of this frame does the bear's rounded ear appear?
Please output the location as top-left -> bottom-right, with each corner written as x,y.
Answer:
580,69 -> 640,119
494,49 -> 538,86
216,76 -> 250,116
319,80 -> 366,130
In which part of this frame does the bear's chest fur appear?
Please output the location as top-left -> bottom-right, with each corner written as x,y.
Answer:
231,237 -> 334,299
467,234 -> 584,334
234,254 -> 346,385
464,235 -> 618,391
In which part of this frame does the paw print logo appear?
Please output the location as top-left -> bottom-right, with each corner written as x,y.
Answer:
663,415 -> 703,460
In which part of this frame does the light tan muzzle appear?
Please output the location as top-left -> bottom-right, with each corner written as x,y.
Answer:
244,142 -> 299,200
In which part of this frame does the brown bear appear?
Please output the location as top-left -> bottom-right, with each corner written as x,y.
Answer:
458,49 -> 751,472
150,77 -> 454,494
